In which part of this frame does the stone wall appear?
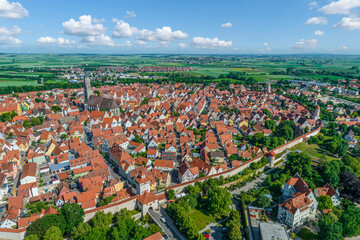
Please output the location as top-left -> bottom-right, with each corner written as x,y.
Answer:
0,228 -> 26,240
83,196 -> 138,222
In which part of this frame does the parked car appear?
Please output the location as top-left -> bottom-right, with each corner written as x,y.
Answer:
161,217 -> 166,223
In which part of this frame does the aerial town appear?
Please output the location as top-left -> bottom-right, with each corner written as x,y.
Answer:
1,0 -> 360,239
0,59 -> 358,240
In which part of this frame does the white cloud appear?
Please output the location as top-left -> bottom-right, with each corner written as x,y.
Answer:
111,18 -> 119,23
159,41 -> 170,48
178,42 -> 186,48
0,0 -> 28,19
334,17 -> 360,30
0,25 -> 21,45
37,36 -> 75,45
92,18 -> 105,24
137,26 -> 188,42
338,45 -> 349,50
314,30 -> 324,36
112,20 -> 138,38
293,38 -> 318,50
63,15 -> 106,36
262,42 -> 271,51
81,34 -> 116,47
191,37 -> 232,49
134,40 -> 147,45
308,1 -> 318,10
221,22 -> 232,28
320,0 -> 360,15
305,17 -> 328,25
125,10 -> 136,18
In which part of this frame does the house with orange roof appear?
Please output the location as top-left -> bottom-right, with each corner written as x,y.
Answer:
278,174 -> 318,229
314,183 -> 340,207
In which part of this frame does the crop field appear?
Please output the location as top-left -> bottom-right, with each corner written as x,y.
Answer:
0,54 -> 358,86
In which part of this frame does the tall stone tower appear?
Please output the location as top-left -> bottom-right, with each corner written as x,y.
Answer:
314,105 -> 320,121
84,75 -> 93,104
267,83 -> 271,93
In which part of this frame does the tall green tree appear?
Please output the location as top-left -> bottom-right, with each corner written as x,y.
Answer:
43,226 -> 63,240
60,203 -> 85,234
318,215 -> 343,240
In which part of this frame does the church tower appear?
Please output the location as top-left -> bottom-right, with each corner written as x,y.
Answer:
267,83 -> 271,93
84,75 -> 93,104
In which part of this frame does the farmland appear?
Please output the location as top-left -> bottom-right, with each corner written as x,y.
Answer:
0,54 -> 359,87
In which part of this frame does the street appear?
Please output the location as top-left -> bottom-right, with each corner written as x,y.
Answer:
148,208 -> 187,240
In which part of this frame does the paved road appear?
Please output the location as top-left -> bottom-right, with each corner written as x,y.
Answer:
149,208 -> 187,240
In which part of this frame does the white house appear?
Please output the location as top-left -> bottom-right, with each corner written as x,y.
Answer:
20,162 -> 37,185
178,161 -> 199,183
314,183 -> 341,207
278,174 -> 318,230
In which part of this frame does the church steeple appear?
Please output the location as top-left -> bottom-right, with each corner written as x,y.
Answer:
84,75 -> 93,103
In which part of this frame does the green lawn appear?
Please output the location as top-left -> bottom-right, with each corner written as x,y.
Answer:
290,142 -> 339,161
297,227 -> 317,240
0,80 -> 39,87
187,209 -> 215,230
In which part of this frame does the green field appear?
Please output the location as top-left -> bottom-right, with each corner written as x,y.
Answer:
0,54 -> 359,87
290,142 -> 339,161
187,209 -> 215,230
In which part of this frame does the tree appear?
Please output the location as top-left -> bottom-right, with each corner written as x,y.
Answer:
254,195 -> 271,208
90,211 -> 113,229
317,195 -> 333,210
340,206 -> 360,237
167,189 -> 175,200
27,214 -> 66,238
98,196 -> 115,207
60,203 -> 85,234
141,97 -> 150,105
72,222 -> 92,239
60,134 -> 67,139
339,123 -> 348,133
282,125 -> 294,141
318,215 -> 343,240
23,119 -> 32,128
94,90 -> 100,96
205,186 -> 232,219
339,172 -> 360,203
148,224 -> 161,235
226,210 -> 242,240
24,235 -> 39,240
51,105 -> 61,112
134,134 -> 143,143
285,152 -> 312,179
43,226 -> 63,240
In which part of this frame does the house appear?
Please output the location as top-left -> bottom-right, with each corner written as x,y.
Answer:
277,174 -> 318,229
0,173 -> 8,200
147,148 -> 159,159
154,159 -> 174,172
143,232 -> 164,240
20,162 -> 37,185
344,129 -> 357,146
314,183 -> 341,207
209,151 -> 225,163
178,161 -> 199,183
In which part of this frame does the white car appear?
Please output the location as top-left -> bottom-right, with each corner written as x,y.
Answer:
161,218 -> 166,223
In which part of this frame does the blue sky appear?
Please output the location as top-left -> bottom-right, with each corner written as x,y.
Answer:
0,0 -> 359,54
